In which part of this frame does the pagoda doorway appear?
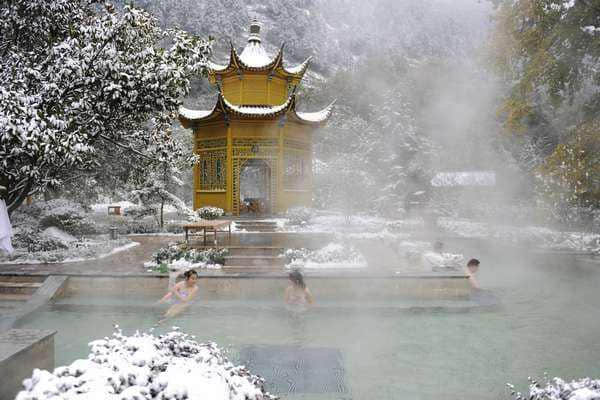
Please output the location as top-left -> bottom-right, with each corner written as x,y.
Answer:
239,159 -> 272,215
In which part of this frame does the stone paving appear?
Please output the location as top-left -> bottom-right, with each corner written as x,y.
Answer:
0,235 -> 178,276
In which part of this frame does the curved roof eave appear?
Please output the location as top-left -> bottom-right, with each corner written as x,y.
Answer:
290,99 -> 336,125
281,56 -> 312,77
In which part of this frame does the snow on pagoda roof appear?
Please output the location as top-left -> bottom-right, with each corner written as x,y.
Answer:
179,93 -> 334,126
430,171 -> 496,187
207,60 -> 228,71
178,107 -> 214,120
283,56 -> 312,75
222,94 -> 292,116
239,41 -> 272,68
295,100 -> 336,123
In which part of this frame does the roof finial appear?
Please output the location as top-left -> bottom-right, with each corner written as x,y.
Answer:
248,18 -> 261,43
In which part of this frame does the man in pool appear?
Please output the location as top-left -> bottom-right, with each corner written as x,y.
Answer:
464,258 -> 480,289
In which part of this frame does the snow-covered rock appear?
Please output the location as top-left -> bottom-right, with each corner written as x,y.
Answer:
41,227 -> 78,244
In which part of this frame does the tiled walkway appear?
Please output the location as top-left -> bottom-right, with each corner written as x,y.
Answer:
0,235 -> 178,276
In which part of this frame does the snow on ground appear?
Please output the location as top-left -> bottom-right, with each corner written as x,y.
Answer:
15,328 -> 276,400
438,217 -> 600,253
282,214 -> 411,234
0,238 -> 138,265
285,242 -> 367,269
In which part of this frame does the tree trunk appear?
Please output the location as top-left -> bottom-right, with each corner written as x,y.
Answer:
160,201 -> 164,229
6,180 -> 33,215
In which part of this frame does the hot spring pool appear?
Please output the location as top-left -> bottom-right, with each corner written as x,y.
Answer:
14,248 -> 600,399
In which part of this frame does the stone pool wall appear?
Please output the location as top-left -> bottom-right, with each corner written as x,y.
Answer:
0,329 -> 55,400
65,274 -> 470,300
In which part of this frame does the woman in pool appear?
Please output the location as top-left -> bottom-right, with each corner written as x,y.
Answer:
158,269 -> 199,324
285,270 -> 314,308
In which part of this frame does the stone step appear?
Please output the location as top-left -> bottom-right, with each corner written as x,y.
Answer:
0,301 -> 26,310
224,255 -> 286,267
227,247 -> 283,256
0,281 -> 43,295
234,226 -> 278,232
234,222 -> 277,227
221,265 -> 286,273
0,293 -> 30,302
0,275 -> 46,283
234,220 -> 278,225
193,246 -> 284,256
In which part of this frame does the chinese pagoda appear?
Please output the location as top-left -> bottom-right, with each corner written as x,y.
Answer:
179,20 -> 334,215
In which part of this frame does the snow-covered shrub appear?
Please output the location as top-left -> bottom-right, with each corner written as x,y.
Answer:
508,376 -> 600,400
37,199 -> 98,236
164,221 -> 184,234
286,206 -> 315,225
285,243 -> 366,268
12,225 -> 67,252
15,328 -> 277,400
124,205 -> 155,220
197,206 -> 224,220
385,219 -> 425,233
113,218 -> 160,234
151,243 -> 228,266
284,248 -> 312,264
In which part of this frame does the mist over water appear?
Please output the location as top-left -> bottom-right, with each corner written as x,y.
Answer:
10,1 -> 600,399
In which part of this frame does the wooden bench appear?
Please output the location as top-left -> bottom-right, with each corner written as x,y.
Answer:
183,220 -> 232,247
107,206 -> 121,215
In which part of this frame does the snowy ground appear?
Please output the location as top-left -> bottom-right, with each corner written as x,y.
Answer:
15,328 -> 276,400
438,217 -> 600,253
0,236 -> 138,265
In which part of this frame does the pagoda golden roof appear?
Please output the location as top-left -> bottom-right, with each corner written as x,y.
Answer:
179,91 -> 335,128
207,38 -> 311,83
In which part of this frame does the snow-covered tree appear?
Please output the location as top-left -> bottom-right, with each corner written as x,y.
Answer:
0,0 -> 211,214
130,158 -> 196,229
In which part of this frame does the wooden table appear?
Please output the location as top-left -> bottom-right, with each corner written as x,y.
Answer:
183,220 -> 232,247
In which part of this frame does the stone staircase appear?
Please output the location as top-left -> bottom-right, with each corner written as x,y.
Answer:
234,220 -> 279,233
0,276 -> 45,312
222,246 -> 286,273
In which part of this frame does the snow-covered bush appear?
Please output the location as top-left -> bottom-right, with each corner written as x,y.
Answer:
39,207 -> 98,236
15,327 -> 276,400
286,206 -> 315,225
164,221 -> 185,234
12,225 -> 68,253
123,205 -> 155,220
149,243 -> 228,270
508,376 -> 600,400
197,206 -> 225,220
285,243 -> 366,268
111,218 -> 160,235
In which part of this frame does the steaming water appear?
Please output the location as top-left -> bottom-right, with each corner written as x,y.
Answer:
16,247 -> 600,399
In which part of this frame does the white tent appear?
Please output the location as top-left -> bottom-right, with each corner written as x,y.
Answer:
0,199 -> 14,254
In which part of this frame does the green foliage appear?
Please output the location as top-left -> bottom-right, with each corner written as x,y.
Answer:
538,119 -> 600,209
490,0 -> 600,215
